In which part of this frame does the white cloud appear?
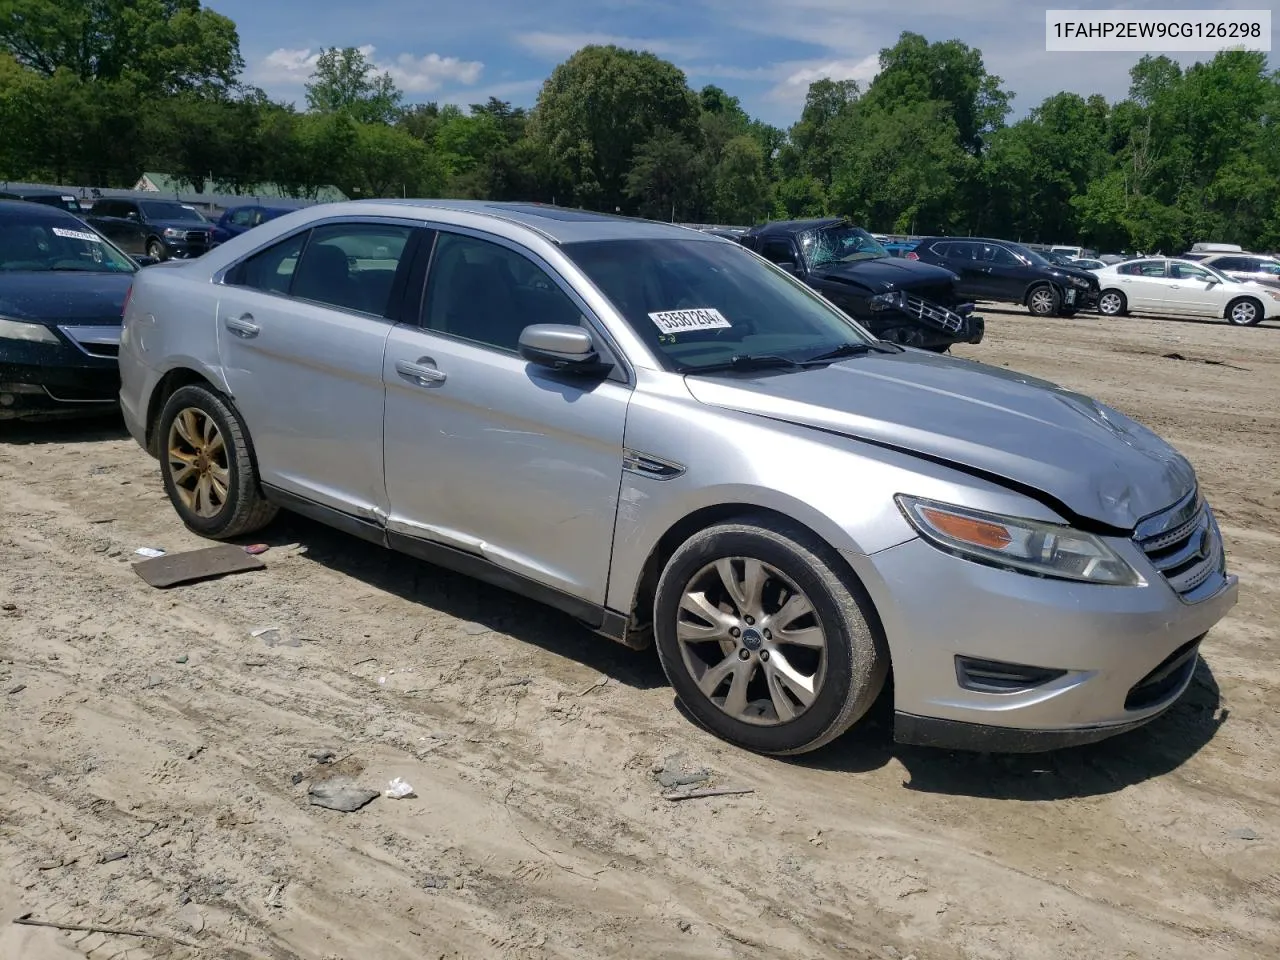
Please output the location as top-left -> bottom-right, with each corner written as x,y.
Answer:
439,78 -> 546,108
764,55 -> 881,103
515,31 -> 706,61
249,44 -> 483,94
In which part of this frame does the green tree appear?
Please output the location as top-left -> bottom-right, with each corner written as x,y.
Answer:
532,44 -> 700,212
0,0 -> 242,93
625,128 -> 699,220
304,46 -> 403,125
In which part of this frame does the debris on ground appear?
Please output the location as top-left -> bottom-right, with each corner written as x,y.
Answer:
134,547 -> 166,558
1228,827 -> 1261,841
308,749 -> 337,764
133,544 -> 266,588
143,674 -> 164,689
243,544 -> 270,555
662,787 -> 756,802
577,674 -> 609,696
5,683 -> 25,695
99,850 -> 128,863
308,779 -> 379,812
385,777 -> 416,799
654,755 -> 711,791
460,621 -> 491,636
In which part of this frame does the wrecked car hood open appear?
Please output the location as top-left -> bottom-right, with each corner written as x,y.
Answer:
685,349 -> 1195,531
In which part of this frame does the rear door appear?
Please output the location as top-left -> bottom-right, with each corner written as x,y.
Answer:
216,218 -> 421,517
938,241 -> 991,298
381,226 -> 632,605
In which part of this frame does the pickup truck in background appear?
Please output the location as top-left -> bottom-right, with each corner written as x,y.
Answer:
734,218 -> 984,352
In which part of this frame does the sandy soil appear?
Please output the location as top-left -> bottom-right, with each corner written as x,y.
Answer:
1,305 -> 1277,960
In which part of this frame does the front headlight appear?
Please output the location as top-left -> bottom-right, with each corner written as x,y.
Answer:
895,495 -> 1144,586
1264,290 -> 1280,301
0,317 -> 60,344
162,227 -> 183,238
868,291 -> 905,312
1069,276 -> 1090,288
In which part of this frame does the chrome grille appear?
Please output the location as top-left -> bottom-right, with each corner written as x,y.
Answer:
184,230 -> 210,244
1135,490 -> 1227,603
901,295 -> 964,334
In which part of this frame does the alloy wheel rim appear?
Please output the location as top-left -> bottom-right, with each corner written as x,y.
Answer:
167,407 -> 230,518
1100,293 -> 1121,314
676,557 -> 827,726
1231,302 -> 1255,324
1031,289 -> 1054,313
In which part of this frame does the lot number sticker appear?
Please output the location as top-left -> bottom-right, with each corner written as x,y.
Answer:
52,227 -> 101,242
648,307 -> 732,334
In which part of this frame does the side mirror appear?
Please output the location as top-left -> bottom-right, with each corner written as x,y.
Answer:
132,255 -> 159,267
1206,277 -> 1220,286
518,324 -> 606,372
775,261 -> 801,275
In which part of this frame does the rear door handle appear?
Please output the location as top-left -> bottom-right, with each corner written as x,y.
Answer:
225,314 -> 260,338
396,358 -> 447,385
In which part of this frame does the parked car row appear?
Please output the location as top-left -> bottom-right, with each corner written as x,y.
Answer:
0,197 -> 1241,760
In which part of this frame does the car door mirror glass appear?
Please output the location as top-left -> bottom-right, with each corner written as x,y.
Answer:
774,260 -> 800,275
518,324 -> 606,372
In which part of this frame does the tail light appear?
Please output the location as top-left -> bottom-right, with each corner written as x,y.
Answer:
905,251 -> 919,260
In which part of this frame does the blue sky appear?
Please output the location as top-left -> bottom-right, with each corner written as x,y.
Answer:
213,0 -> 1276,127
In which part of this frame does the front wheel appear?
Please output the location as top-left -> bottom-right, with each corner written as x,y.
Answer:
653,517 -> 887,755
147,239 -> 167,261
1097,290 -> 1127,317
1027,284 -> 1060,317
157,384 -> 277,538
1226,297 -> 1263,326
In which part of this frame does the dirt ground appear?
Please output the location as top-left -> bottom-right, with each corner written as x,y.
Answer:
1,304 -> 1277,960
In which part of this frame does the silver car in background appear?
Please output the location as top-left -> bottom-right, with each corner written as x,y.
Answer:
118,201 -> 1238,756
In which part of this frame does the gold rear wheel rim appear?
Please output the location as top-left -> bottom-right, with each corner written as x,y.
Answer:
167,407 -> 229,518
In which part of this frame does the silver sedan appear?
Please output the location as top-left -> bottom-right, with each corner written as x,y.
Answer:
117,201 -> 1237,755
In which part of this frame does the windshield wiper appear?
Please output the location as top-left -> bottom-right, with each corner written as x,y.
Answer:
803,341 -> 900,364
689,354 -> 804,374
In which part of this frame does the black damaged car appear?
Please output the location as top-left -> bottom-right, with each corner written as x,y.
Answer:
0,200 -> 139,421
736,218 -> 983,351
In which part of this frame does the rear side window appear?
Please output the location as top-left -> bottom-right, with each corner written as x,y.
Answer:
1118,260 -> 1167,277
228,231 -> 307,294
291,223 -> 412,317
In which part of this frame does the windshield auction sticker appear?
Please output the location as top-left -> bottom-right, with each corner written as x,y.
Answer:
648,308 -> 732,334
52,227 -> 102,242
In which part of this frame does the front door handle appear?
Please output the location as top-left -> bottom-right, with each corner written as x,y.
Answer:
225,314 -> 260,338
396,358 -> 447,385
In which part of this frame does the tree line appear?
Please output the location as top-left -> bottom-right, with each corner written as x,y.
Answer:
2,1 -> 1278,251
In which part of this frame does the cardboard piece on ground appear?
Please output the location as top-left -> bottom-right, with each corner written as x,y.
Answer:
133,544 -> 265,588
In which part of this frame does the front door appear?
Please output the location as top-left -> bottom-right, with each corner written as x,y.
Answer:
975,242 -> 1028,301
382,227 -> 632,606
216,219 -> 419,517
1166,261 -> 1225,317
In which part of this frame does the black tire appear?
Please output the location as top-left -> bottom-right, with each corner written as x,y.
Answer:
147,239 -> 167,261
157,384 -> 277,538
1097,289 -> 1127,317
1226,297 -> 1263,327
1026,283 -> 1060,317
1058,306 -> 1078,317
653,516 -> 887,756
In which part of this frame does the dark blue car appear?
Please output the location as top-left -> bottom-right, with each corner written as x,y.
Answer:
0,200 -> 138,420
211,203 -> 301,244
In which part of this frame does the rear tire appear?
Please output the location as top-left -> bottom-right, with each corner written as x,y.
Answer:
1027,284 -> 1059,317
653,516 -> 887,756
157,384 -> 277,539
1097,290 -> 1127,317
147,239 -> 167,261
1226,297 -> 1263,326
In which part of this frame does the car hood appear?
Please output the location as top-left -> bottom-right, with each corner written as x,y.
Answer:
684,350 -> 1194,531
812,257 -> 958,292
1049,265 -> 1099,285
0,271 -> 134,325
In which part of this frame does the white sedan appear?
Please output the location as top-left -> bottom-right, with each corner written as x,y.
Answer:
1094,257 -> 1280,326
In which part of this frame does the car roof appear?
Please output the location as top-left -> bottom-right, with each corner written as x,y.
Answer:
341,199 -> 718,244
747,217 -> 844,236
0,199 -> 84,222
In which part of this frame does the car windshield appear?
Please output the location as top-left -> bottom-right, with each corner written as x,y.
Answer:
799,223 -> 888,267
1006,242 -> 1050,267
0,217 -> 137,273
140,201 -> 208,223
562,238 -> 875,373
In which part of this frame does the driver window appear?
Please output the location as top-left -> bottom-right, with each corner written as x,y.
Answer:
984,244 -> 1019,266
423,232 -> 585,353
1171,262 -> 1211,281
760,239 -> 796,265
